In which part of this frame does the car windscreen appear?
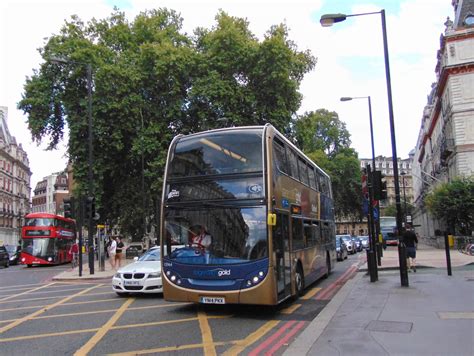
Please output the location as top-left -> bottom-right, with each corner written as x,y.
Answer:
138,248 -> 160,262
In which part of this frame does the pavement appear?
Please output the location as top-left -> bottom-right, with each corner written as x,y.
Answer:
52,256 -> 133,281
52,244 -> 474,355
284,243 -> 474,356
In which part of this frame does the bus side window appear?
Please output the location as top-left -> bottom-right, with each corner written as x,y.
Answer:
307,166 -> 316,190
303,220 -> 313,247
287,149 -> 299,181
298,159 -> 309,186
292,218 -> 304,250
272,138 -> 289,175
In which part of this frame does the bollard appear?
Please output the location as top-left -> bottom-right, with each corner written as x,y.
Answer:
367,250 -> 377,282
444,232 -> 452,276
376,243 -> 382,266
398,241 -> 409,287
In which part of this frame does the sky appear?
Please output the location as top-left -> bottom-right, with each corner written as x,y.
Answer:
0,0 -> 454,188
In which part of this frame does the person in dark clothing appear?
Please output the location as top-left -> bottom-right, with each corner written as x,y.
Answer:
403,223 -> 418,272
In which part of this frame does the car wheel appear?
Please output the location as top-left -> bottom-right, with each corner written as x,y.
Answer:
295,265 -> 304,297
5,260 -> 9,268
116,292 -> 129,297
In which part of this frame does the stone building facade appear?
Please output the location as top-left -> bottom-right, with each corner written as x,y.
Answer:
0,107 -> 31,246
412,0 -> 474,238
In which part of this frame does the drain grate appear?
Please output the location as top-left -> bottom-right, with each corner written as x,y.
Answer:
365,320 -> 413,333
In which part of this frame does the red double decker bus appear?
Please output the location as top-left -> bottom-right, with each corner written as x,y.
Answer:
21,213 -> 76,267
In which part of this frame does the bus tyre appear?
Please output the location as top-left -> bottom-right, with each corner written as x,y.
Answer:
295,265 -> 304,297
27,264 -> 32,268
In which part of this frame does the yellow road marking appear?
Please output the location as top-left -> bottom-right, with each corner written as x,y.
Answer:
301,287 -> 322,300
113,316 -> 198,330
108,341 -> 232,355
0,282 -> 44,290
0,282 -> 55,302
0,314 -> 230,343
438,312 -> 474,319
197,310 -> 217,356
0,328 -> 99,342
0,284 -> 102,334
222,320 -> 280,356
280,303 -> 301,314
74,298 -> 135,355
0,291 -> 114,305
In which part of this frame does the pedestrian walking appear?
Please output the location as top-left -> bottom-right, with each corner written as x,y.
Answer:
115,237 -> 124,268
108,237 -> 117,269
403,223 -> 418,272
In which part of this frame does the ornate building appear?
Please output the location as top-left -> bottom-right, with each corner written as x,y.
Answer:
412,0 -> 474,238
0,107 -> 31,246
32,172 -> 69,215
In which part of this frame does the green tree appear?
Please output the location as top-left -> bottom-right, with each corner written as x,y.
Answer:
18,9 -> 315,239
294,110 -> 362,218
425,177 -> 474,235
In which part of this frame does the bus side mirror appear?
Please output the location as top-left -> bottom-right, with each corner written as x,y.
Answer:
267,213 -> 276,226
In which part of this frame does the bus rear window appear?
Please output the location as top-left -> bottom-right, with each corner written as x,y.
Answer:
168,130 -> 263,178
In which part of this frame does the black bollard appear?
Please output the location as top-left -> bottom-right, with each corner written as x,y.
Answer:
443,232 -> 452,276
398,241 -> 409,287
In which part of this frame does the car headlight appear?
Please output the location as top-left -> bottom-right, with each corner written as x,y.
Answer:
114,273 -> 121,278
148,272 -> 161,278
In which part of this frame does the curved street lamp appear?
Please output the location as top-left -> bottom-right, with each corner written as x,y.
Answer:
322,9 -> 408,286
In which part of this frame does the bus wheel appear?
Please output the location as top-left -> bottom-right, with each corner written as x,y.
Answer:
324,253 -> 331,279
27,264 -> 32,268
295,265 -> 304,296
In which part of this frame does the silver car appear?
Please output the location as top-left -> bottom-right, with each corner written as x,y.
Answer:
338,235 -> 356,254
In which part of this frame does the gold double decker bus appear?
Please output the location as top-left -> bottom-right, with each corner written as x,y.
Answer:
160,125 -> 336,305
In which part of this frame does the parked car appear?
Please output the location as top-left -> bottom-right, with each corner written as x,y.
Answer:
4,245 -> 20,265
113,246 -> 162,296
125,242 -> 144,259
0,245 -> 10,268
335,237 -> 348,261
352,236 -> 363,252
359,236 -> 370,250
338,235 -> 356,254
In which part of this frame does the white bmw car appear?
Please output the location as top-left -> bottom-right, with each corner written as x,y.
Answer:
112,246 -> 162,296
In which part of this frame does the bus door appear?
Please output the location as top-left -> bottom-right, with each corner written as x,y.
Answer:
274,211 -> 291,298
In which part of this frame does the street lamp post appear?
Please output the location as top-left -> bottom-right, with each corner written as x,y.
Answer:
340,96 -> 381,273
50,56 -> 95,275
321,9 -> 408,286
401,171 -> 408,224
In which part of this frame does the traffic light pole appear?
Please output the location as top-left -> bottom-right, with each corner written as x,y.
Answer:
87,63 -> 94,275
367,165 -> 378,282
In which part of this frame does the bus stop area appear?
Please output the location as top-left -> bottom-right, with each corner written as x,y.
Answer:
285,243 -> 474,355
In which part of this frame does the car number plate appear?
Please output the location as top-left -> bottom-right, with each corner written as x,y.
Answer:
124,280 -> 140,286
200,296 -> 225,304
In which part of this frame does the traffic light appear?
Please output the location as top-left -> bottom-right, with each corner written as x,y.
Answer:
63,197 -> 74,219
372,170 -> 387,200
85,196 -> 96,220
380,180 -> 387,200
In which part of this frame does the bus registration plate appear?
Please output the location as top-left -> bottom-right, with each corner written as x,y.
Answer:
200,296 -> 225,304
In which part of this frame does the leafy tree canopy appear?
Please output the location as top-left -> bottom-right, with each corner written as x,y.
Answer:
425,176 -> 474,235
295,110 -> 362,219
18,8 -> 315,239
